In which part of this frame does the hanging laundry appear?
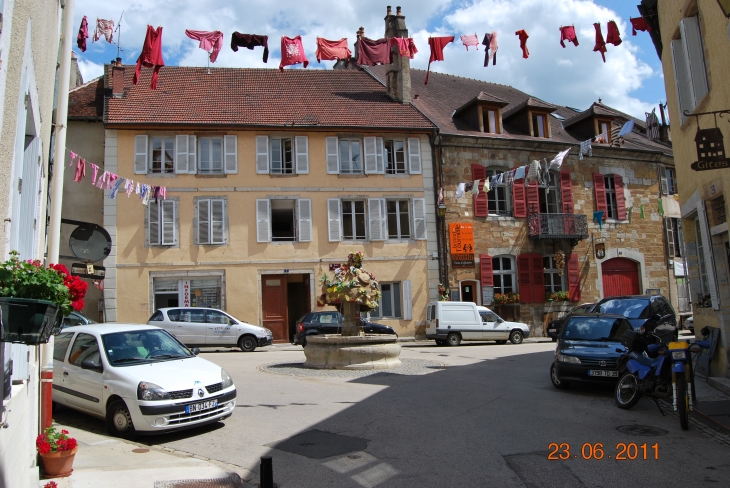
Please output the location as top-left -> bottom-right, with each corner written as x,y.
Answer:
514,165 -> 527,180
185,30 -> 224,63
133,25 -> 165,90
89,163 -> 99,185
160,187 -> 167,200
658,198 -> 664,216
96,171 -> 109,189
515,30 -> 529,59
548,148 -> 571,171
526,160 -> 541,185
141,185 -> 151,206
606,20 -> 622,46
109,178 -> 125,199
618,120 -> 635,138
559,26 -> 579,48
640,204 -> 645,219
630,17 -> 651,36
77,16 -> 89,52
483,178 -> 490,193
93,18 -> 115,43
593,211 -> 605,229
471,180 -> 480,197
356,37 -> 391,66
280,36 -> 309,71
106,173 -> 118,191
124,179 -> 134,197
68,151 -> 77,167
482,32 -> 498,67
579,139 -> 592,160
645,108 -> 660,141
460,34 -> 479,50
390,38 -> 418,59
464,182 -> 474,193
135,182 -> 140,194
593,23 -> 607,62
231,33 -> 269,62
73,158 -> 86,183
315,38 -> 352,63
610,122 -> 623,147
455,182 -> 466,198
595,130 -> 608,144
627,206 -> 633,223
425,36 -> 454,84
504,170 -> 513,187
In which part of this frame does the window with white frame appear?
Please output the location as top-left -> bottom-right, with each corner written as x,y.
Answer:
148,199 -> 178,246
670,15 -> 709,123
256,198 -> 311,243
327,136 -> 422,175
256,135 -> 309,175
694,217 -> 710,295
329,198 -> 426,242
339,138 -> 362,174
604,175 -> 618,219
486,168 -> 511,216
492,255 -> 517,294
341,200 -> 367,240
543,256 -> 566,295
198,137 -> 223,174
271,138 -> 293,174
369,282 -> 401,319
387,200 -> 411,239
150,137 -> 175,174
384,139 -> 406,174
195,197 -> 227,245
659,164 -> 678,195
135,135 -> 238,175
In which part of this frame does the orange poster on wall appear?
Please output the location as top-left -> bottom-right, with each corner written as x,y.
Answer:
449,223 -> 475,267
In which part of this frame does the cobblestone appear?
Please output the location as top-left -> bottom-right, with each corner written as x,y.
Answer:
259,358 -> 447,378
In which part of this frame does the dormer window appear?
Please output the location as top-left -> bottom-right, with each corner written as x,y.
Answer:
596,118 -> 612,143
482,107 -> 500,134
530,112 -> 550,138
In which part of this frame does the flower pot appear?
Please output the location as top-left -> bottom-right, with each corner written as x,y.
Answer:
0,298 -> 61,345
39,446 -> 77,478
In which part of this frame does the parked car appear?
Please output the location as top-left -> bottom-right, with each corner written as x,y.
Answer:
546,303 -> 596,341
425,301 -> 530,346
52,324 -> 236,438
147,307 -> 272,352
61,311 -> 97,329
293,311 -> 397,346
684,316 -> 694,334
550,314 -> 631,389
592,295 -> 678,341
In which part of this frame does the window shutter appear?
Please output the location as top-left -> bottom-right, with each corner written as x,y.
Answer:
517,254 -> 533,303
480,254 -> 494,287
376,138 -> 385,174
148,201 -> 160,245
560,170 -> 574,213
368,198 -> 386,241
175,135 -> 189,174
697,200 -> 720,310
211,199 -> 225,244
135,135 -> 148,174
364,136 -> 378,174
402,280 -> 412,321
297,199 -> 312,242
327,198 -> 341,242
680,16 -> 709,109
198,199 -> 210,245
412,198 -> 427,240
593,173 -> 607,216
526,180 -> 539,215
295,136 -> 309,174
224,135 -> 238,174
161,200 -> 176,245
408,137 -> 422,174
567,253 -> 581,302
472,164 -> 488,217
658,164 -> 668,195
531,254 -> 545,303
665,218 -> 676,260
187,135 -> 197,174
670,39 -> 693,124
512,179 -> 527,218
256,199 -> 270,243
326,136 -> 339,174
614,174 -> 627,220
256,136 -> 269,174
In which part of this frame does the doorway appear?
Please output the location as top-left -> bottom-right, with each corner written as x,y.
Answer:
262,274 -> 311,343
460,281 -> 479,304
601,258 -> 640,297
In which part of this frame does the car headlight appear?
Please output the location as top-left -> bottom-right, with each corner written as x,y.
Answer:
137,381 -> 170,401
557,353 -> 581,364
671,350 -> 686,360
221,368 -> 234,389
264,328 -> 272,336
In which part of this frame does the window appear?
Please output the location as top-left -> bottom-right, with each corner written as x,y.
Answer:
387,200 -> 411,239
68,333 -> 101,368
604,175 -> 618,219
148,311 -> 163,321
271,138 -> 293,174
370,282 -> 402,319
538,171 -> 561,214
531,112 -> 549,138
345,198 -> 425,242
709,195 -> 726,226
148,199 -> 177,246
593,173 -> 626,220
543,257 -> 566,295
659,164 -> 678,195
487,168 -> 511,216
482,108 -> 499,133
53,333 -> 74,362
150,137 -> 175,174
341,200 -> 367,240
153,277 -> 223,310
596,119 -> 611,143
339,139 -> 362,174
256,198 -> 312,243
670,15 -> 709,124
694,217 -> 710,295
135,134 -> 237,175
665,217 -> 682,258
256,136 -> 308,175
492,256 -> 517,294
384,140 -> 406,174
198,137 -> 223,174
328,136 -> 421,175
196,198 -> 227,245
206,310 -> 231,324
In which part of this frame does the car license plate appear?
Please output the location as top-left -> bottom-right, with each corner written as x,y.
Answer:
548,329 -> 556,333
588,370 -> 618,378
185,400 -> 218,414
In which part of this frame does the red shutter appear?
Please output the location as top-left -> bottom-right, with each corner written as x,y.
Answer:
513,180 -> 527,218
480,254 -> 494,287
560,170 -> 574,214
593,173 -> 607,217
517,254 -> 533,303
526,180 -> 539,214
614,174 -> 627,220
472,164 -> 488,217
531,253 -> 545,303
567,253 -> 581,302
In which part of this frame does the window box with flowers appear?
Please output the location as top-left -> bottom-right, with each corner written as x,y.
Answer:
547,291 -> 570,302
493,293 -> 520,322
36,425 -> 78,478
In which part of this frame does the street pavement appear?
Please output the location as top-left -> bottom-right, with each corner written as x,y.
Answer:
48,337 -> 730,487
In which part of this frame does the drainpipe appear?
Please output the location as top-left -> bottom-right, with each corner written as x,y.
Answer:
438,135 -> 449,288
429,131 -> 443,285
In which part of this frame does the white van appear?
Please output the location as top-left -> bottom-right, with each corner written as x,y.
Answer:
425,301 -> 530,346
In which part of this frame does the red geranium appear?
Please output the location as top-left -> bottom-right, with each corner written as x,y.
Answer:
50,263 -> 88,311
36,425 -> 77,453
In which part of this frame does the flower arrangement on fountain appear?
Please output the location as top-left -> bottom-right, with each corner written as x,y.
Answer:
318,252 -> 381,311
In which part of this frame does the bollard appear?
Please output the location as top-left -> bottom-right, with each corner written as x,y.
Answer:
260,456 -> 273,488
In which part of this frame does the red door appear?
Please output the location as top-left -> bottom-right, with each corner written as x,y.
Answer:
602,258 -> 640,297
262,275 -> 288,343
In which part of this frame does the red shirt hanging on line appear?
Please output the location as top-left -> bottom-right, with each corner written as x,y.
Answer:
315,38 -> 352,62
606,20 -> 622,46
185,30 -> 224,63
425,36 -> 454,85
593,23 -> 607,63
280,36 -> 309,71
559,26 -> 579,48
390,38 -> 418,59
630,17 -> 651,35
133,25 -> 165,90
77,16 -> 88,52
515,30 -> 529,58
356,37 -> 391,66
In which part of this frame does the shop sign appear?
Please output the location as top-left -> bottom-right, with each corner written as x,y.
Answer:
691,127 -> 730,172
449,223 -> 475,268
595,242 -> 606,260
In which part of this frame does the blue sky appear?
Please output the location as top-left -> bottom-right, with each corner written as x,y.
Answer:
73,0 -> 667,119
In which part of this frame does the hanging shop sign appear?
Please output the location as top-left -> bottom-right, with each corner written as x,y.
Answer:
690,119 -> 730,171
595,242 -> 606,260
449,223 -> 475,268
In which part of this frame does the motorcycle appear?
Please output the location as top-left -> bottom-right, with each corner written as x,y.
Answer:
614,316 -> 710,430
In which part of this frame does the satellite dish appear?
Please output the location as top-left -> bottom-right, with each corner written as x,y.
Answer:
69,223 -> 112,262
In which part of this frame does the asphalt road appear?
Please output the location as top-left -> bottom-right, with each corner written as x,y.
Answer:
55,340 -> 730,487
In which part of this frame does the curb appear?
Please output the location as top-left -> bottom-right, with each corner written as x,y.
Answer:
707,376 -> 730,396
692,406 -> 730,437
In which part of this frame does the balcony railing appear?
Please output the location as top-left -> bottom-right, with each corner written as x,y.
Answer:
527,213 -> 589,241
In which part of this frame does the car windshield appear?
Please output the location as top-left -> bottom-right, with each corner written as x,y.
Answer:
563,317 -> 631,342
596,299 -> 651,319
101,329 -> 193,366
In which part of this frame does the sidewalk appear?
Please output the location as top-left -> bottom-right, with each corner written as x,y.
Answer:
694,375 -> 730,435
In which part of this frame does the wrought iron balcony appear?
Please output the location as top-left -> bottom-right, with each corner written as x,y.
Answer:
527,213 -> 589,241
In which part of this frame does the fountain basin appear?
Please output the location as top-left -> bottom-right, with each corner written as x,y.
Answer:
303,334 -> 401,370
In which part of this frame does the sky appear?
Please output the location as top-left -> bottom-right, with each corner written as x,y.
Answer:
73,0 -> 667,119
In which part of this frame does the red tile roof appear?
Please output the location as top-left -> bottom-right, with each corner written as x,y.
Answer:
105,65 -> 435,130
68,77 -> 104,120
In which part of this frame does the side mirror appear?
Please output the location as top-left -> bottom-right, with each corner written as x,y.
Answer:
228,318 -> 237,325
80,359 -> 102,372
191,347 -> 200,356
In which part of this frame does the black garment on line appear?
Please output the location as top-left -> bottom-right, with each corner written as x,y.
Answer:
231,32 -> 269,63
482,33 -> 496,67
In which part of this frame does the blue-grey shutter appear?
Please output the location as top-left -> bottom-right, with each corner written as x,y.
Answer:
256,199 -> 270,243
295,136 -> 309,174
224,135 -> 238,174
298,199 -> 312,242
135,135 -> 148,174
326,136 -> 339,174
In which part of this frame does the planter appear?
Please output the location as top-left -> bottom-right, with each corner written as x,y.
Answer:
39,446 -> 77,478
0,298 -> 61,345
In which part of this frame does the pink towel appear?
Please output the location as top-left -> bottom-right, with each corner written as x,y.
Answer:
460,34 -> 479,50
185,30 -> 224,63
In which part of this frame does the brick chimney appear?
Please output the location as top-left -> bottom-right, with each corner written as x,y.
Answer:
385,5 -> 412,104
111,59 -> 124,98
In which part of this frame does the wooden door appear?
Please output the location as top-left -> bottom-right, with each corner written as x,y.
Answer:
602,258 -> 640,297
262,275 -> 288,343
460,281 -> 478,304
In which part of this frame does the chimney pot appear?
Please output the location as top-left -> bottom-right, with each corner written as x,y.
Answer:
396,6 -> 402,15
112,64 -> 125,98
387,6 -> 392,15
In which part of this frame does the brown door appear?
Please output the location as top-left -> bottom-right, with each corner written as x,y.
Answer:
461,281 -> 478,304
602,258 -> 640,297
262,275 -> 288,343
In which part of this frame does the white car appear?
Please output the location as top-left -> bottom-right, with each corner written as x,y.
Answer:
148,307 -> 273,352
52,324 -> 236,438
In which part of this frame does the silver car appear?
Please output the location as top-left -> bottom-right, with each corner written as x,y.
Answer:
147,307 -> 273,352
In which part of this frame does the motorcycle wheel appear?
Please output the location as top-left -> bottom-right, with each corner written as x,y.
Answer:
676,375 -> 689,431
615,371 -> 641,409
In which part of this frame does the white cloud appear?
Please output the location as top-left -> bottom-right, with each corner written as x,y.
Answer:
77,59 -> 104,83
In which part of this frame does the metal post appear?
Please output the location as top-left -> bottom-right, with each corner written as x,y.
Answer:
260,456 -> 273,488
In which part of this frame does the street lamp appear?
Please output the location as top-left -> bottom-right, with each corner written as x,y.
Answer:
437,203 -> 447,218
718,0 -> 730,17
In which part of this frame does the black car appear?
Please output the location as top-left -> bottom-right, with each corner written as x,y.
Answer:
550,314 -> 631,389
293,311 -> 397,346
592,295 -> 678,341
546,303 -> 596,341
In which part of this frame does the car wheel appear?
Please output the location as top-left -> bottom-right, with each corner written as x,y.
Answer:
446,332 -> 461,347
509,330 -> 524,344
238,335 -> 257,352
550,363 -> 570,389
615,371 -> 641,410
496,340 -> 507,345
106,399 -> 138,439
